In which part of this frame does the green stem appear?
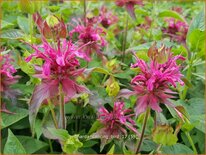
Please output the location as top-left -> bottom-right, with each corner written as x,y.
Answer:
122,14 -> 128,64
135,108 -> 150,154
47,99 -> 58,129
28,14 -> 33,42
185,132 -> 197,154
48,139 -> 53,153
83,0 -> 87,26
181,63 -> 192,100
75,105 -> 79,133
59,84 -> 66,129
102,74 -> 108,84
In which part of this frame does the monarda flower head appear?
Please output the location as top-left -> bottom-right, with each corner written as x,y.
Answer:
162,18 -> 188,43
0,50 -> 20,113
69,19 -> 107,62
25,39 -> 90,128
98,101 -> 139,137
98,6 -> 118,28
115,0 -> 143,19
130,44 -> 185,116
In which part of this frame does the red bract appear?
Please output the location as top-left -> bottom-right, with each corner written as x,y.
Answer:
99,6 -> 118,28
98,101 -> 138,137
33,12 -> 67,40
70,20 -> 107,61
115,0 -> 143,19
26,39 -> 90,125
163,18 -> 188,43
130,45 -> 185,116
0,51 -> 20,113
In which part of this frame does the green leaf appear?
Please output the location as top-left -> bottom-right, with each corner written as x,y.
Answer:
65,102 -> 76,114
88,120 -> 104,135
192,72 -> 205,80
4,129 -> 26,154
158,10 -> 186,22
16,136 -> 48,154
178,98 -> 205,133
1,20 -> 14,29
107,144 -> 115,154
127,42 -> 152,52
19,0 -> 34,14
82,140 -> 98,148
17,16 -> 30,34
35,119 -> 43,140
141,140 -> 158,152
84,67 -> 111,77
188,9 -> 205,35
47,127 -> 69,141
127,40 -> 173,52
0,29 -> 24,39
1,106 -> 28,129
162,143 -> 193,154
187,29 -> 205,53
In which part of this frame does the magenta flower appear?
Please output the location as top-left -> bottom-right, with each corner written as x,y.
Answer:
130,45 -> 185,116
115,0 -> 143,19
70,20 -> 107,61
98,6 -> 118,28
0,51 -> 20,113
162,18 -> 188,43
25,39 -> 90,124
98,101 -> 139,137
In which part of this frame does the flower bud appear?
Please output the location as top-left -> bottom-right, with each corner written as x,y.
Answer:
46,15 -> 60,28
105,77 -> 120,97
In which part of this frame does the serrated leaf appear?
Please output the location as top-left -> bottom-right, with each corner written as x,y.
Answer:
1,29 -> 24,39
17,16 -> 30,34
4,129 -> 26,154
158,10 -> 186,22
1,20 -> 13,29
188,9 -> 205,35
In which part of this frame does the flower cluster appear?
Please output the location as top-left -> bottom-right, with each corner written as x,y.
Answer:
130,44 -> 185,115
0,51 -> 19,113
98,101 -> 138,137
70,19 -> 107,61
98,6 -> 118,28
162,18 -> 188,43
26,39 -> 89,102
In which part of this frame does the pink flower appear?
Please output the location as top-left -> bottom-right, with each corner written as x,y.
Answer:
98,101 -> 138,137
25,39 -> 90,123
70,19 -> 107,61
130,45 -> 185,116
115,0 -> 143,19
98,6 -> 118,28
0,51 -> 20,113
162,18 -> 188,43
